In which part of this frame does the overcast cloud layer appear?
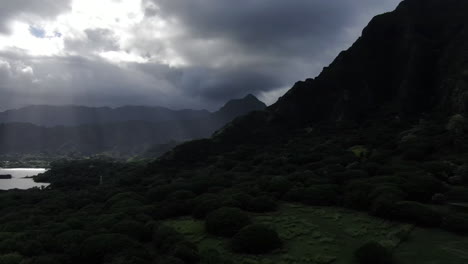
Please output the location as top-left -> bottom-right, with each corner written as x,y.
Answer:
0,0 -> 402,111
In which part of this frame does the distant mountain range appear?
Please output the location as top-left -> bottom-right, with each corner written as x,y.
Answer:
0,94 -> 266,157
0,105 -> 212,127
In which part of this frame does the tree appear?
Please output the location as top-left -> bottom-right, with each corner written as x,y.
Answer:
205,207 -> 250,237
231,224 -> 282,254
355,242 -> 394,264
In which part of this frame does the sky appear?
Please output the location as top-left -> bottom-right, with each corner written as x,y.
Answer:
0,0 -> 402,111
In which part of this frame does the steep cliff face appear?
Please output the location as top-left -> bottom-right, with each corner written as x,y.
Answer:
270,0 -> 468,123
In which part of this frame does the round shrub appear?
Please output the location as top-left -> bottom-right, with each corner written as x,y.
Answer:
199,248 -> 233,264
159,256 -> 185,264
368,184 -> 405,217
303,185 -> 339,206
153,225 -> 184,252
205,207 -> 250,237
111,220 -> 147,241
400,139 -> 434,161
331,169 -> 369,184
267,176 -> 292,194
231,193 -> 254,209
166,190 -> 196,201
370,191 -> 404,217
0,253 -> 23,264
56,230 -> 90,257
23,255 -> 63,264
246,196 -> 278,213
446,187 -> 468,202
231,224 -> 282,254
390,201 -> 443,227
80,234 -> 148,264
442,213 -> 468,234
191,195 -> 224,219
152,200 -> 192,220
402,174 -> 445,203
344,181 -> 373,210
355,241 -> 394,264
172,242 -> 200,264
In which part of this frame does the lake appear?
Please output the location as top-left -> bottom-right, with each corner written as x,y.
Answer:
0,168 -> 49,190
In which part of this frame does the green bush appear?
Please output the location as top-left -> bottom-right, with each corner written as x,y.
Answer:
445,187 -> 468,202
362,162 -> 381,176
402,173 -> 445,202
22,255 -> 64,264
166,190 -> 196,201
285,185 -> 339,206
442,213 -> 468,234
80,234 -> 148,264
205,207 -> 250,237
192,198 -> 224,219
105,255 -> 149,264
172,242 -> 200,264
111,220 -> 148,242
400,139 -> 434,161
355,241 -> 393,264
231,224 -> 282,254
199,248 -> 232,264
231,193 -> 254,209
147,184 -> 187,202
246,196 -> 278,213
18,240 -> 43,257
455,164 -> 468,181
343,181 -> 373,210
0,253 -> 23,264
56,230 -> 90,257
422,161 -> 453,180
152,201 -> 192,220
153,225 -> 184,252
331,169 -> 369,184
369,186 -> 405,217
391,201 -> 443,227
159,256 -> 185,264
267,176 -> 292,194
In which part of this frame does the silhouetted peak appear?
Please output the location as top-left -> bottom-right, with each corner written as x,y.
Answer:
215,94 -> 267,120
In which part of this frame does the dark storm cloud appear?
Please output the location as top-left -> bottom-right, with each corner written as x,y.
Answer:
0,0 -> 71,34
0,0 -> 402,110
0,49 -> 284,111
0,50 -> 180,110
150,0 -> 400,59
139,0 -> 401,105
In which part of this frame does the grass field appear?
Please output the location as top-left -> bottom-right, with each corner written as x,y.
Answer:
165,204 -> 468,264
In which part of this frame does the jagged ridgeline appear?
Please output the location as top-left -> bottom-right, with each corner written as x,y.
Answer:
2,0 -> 468,264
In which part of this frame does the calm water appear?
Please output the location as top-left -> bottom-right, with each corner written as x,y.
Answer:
0,168 -> 49,190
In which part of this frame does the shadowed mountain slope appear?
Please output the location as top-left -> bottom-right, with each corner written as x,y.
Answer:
270,0 -> 468,123
163,0 -> 468,161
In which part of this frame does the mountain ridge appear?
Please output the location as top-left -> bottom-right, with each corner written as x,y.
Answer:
0,94 -> 266,157
0,94 -> 266,128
